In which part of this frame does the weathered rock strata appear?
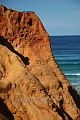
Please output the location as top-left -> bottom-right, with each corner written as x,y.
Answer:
0,4 -> 80,120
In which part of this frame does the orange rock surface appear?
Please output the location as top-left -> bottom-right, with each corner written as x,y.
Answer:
0,4 -> 80,120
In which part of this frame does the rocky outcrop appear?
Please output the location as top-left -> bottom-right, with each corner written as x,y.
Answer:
0,4 -> 80,120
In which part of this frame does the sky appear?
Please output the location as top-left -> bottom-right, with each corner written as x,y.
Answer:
0,0 -> 80,36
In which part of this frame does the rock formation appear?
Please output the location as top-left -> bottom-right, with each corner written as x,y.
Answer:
0,4 -> 80,120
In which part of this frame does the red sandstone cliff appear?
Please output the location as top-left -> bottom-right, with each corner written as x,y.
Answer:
0,4 -> 80,120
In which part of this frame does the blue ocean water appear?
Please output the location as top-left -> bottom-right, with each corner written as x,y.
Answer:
50,35 -> 80,94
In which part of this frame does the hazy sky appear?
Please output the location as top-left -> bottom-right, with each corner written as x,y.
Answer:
0,0 -> 80,36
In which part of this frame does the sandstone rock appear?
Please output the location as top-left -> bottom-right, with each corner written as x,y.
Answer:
0,4 -> 80,120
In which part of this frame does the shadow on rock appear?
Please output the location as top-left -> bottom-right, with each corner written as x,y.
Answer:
0,36 -> 29,65
68,86 -> 80,109
0,98 -> 14,120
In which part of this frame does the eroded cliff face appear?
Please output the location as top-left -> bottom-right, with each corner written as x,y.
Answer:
0,4 -> 80,120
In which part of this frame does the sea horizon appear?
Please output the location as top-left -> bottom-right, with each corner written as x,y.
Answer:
50,35 -> 80,37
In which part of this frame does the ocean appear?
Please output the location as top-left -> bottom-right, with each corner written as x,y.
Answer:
50,35 -> 80,94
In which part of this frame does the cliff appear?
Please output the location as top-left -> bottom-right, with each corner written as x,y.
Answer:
0,4 -> 80,120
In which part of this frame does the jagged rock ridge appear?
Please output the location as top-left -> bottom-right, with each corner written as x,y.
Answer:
0,4 -> 80,120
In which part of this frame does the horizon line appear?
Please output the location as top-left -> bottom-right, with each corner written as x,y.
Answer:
50,34 -> 80,36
